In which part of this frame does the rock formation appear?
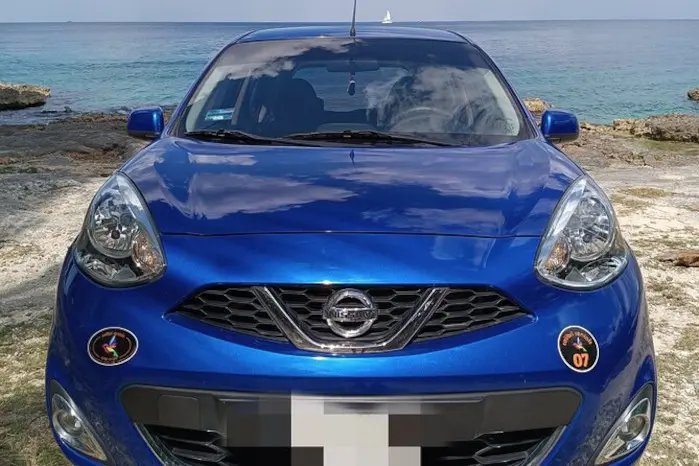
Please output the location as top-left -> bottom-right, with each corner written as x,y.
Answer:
612,114 -> 699,143
659,250 -> 699,267
0,82 -> 51,111
523,97 -> 551,116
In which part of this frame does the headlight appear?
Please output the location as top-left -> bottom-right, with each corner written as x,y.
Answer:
535,176 -> 628,289
74,172 -> 165,287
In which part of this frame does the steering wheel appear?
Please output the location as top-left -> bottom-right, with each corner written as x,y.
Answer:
387,106 -> 454,131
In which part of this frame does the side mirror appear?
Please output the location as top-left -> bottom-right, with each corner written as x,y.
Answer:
127,107 -> 164,141
541,109 -> 579,143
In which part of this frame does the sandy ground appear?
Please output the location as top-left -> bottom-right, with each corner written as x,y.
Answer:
1,123 -> 699,465
589,167 -> 699,465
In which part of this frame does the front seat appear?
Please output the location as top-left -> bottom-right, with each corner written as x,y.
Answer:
267,78 -> 324,136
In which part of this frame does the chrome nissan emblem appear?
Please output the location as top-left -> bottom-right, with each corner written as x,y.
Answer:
322,289 -> 378,339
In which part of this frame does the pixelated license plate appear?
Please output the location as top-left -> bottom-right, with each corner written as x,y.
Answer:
290,395 -> 424,466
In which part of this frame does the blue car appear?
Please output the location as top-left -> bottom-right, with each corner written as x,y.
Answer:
46,26 -> 656,466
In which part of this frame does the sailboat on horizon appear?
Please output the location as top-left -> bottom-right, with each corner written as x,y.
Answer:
381,9 -> 393,24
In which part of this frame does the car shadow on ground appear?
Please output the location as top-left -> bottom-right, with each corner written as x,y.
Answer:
0,263 -> 69,466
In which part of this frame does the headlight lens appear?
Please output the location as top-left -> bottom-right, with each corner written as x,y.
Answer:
535,176 -> 628,289
74,172 -> 165,287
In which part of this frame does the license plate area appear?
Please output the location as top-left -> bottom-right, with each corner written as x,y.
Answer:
124,386 -> 580,465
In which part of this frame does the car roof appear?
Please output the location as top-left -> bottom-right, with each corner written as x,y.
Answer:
236,25 -> 468,44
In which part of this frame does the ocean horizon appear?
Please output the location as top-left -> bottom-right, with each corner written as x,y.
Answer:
1,20 -> 698,125
5,19 -> 699,23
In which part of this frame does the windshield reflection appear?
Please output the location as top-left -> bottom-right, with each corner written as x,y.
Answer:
178,37 -> 531,146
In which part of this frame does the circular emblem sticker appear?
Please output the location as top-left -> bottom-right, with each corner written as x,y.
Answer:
87,327 -> 139,366
557,326 -> 599,373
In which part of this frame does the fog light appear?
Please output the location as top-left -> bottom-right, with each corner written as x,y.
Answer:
54,407 -> 84,437
618,414 -> 647,442
51,389 -> 107,462
595,384 -> 653,465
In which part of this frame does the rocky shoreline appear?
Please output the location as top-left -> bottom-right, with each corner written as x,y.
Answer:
0,112 -> 145,176
0,100 -> 697,176
0,82 -> 51,111
523,97 -> 699,143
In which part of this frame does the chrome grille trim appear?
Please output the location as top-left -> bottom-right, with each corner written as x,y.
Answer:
253,286 -> 450,354
527,426 -> 566,466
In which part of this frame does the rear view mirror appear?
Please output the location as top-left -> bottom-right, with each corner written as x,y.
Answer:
127,107 -> 165,141
326,59 -> 380,73
541,109 -> 579,143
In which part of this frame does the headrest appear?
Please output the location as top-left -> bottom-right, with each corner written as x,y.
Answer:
287,78 -> 319,100
275,78 -> 323,113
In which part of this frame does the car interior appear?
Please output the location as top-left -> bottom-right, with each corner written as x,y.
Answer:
184,62 -> 519,139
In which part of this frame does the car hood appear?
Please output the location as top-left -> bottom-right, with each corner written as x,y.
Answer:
121,137 -> 582,237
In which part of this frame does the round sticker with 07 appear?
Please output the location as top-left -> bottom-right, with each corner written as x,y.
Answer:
557,325 -> 600,373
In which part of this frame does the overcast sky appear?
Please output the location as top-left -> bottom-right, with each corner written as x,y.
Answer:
2,0 -> 699,22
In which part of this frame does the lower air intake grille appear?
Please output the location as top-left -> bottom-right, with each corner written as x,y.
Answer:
141,425 -> 558,466
171,285 -> 529,346
422,427 -> 558,465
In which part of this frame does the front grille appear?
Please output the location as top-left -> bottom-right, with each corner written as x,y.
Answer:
274,286 -> 425,342
174,287 -> 286,341
415,288 -> 527,341
141,425 -> 557,466
171,285 -> 529,347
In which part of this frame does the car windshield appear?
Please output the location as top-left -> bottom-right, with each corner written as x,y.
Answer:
176,37 -> 533,146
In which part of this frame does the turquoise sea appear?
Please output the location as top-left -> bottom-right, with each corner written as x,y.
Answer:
1,20 -> 698,124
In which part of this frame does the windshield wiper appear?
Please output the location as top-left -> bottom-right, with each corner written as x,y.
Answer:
286,130 -> 457,147
183,129 -> 311,146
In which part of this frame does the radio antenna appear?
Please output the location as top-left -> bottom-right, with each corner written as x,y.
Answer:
349,0 -> 358,37
347,0 -> 358,96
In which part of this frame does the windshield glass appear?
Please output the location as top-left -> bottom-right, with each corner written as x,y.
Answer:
177,37 -> 533,146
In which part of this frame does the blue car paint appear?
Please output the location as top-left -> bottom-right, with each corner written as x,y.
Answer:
47,235 -> 655,465
541,110 -> 580,143
120,139 -> 582,237
126,106 -> 165,140
46,25 -> 656,466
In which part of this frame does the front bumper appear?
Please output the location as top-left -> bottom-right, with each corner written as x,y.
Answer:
46,234 -> 656,466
